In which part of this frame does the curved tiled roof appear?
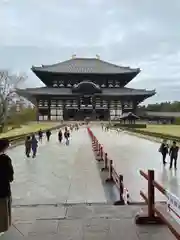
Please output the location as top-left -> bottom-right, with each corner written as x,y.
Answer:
16,87 -> 155,96
32,58 -> 140,74
72,81 -> 102,93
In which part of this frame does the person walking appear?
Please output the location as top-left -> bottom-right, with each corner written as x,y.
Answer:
46,130 -> 51,142
31,134 -> 38,158
25,136 -> 32,157
38,129 -> 43,143
0,138 -> 14,236
158,139 -> 169,165
64,130 -> 70,145
58,129 -> 63,143
169,141 -> 179,169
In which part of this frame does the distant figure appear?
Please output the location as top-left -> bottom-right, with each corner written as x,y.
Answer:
38,129 -> 43,143
31,134 -> 38,158
64,130 -> 70,145
0,138 -> 14,236
25,136 -> 32,157
58,130 -> 63,143
75,123 -> 79,131
46,130 -> 51,142
158,139 -> 169,165
169,141 -> 179,169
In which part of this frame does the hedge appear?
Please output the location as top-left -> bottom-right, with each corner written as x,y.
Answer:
113,123 -> 147,129
125,128 -> 180,142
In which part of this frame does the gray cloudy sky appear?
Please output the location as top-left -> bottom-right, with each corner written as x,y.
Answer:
1,0 -> 180,104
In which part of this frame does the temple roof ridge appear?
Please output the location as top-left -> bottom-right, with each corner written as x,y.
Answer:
31,57 -> 140,74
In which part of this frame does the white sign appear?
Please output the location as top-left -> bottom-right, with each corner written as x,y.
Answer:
167,190 -> 180,224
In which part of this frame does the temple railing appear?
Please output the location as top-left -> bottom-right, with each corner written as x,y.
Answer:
87,127 -> 130,205
136,169 -> 180,239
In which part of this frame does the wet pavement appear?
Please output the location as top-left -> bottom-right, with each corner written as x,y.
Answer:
9,126 -> 107,206
91,126 -> 180,202
1,124 -> 177,239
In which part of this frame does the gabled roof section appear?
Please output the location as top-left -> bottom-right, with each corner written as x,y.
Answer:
31,58 -> 140,75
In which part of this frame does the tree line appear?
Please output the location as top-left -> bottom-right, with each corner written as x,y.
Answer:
0,70 -> 36,132
139,101 -> 180,112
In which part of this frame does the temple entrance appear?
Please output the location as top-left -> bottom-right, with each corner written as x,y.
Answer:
63,108 -> 109,121
95,109 -> 109,121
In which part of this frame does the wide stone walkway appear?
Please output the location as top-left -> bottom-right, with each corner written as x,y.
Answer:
92,125 -> 180,201
1,124 -> 176,239
9,126 -> 107,206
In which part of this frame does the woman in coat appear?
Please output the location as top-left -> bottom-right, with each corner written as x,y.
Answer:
0,138 -> 14,236
31,134 -> 38,158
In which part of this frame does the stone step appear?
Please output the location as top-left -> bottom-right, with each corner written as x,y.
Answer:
3,203 -> 175,239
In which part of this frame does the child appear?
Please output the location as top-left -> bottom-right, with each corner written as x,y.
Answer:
0,138 -> 14,236
25,136 -> 31,157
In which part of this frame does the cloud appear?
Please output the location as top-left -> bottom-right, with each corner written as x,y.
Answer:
0,0 -> 180,103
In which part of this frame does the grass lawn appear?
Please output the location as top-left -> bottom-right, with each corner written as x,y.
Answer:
0,122 -> 61,138
140,125 -> 180,137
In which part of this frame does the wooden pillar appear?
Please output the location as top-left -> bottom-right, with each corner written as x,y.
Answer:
48,99 -> 51,121
36,99 -> 39,121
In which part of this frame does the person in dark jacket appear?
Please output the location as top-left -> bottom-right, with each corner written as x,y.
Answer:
58,130 -> 63,143
159,139 -> 169,165
169,141 -> 179,169
31,134 -> 38,158
64,130 -> 70,145
25,136 -> 31,157
0,138 -> 14,235
46,130 -> 51,142
38,129 -> 43,143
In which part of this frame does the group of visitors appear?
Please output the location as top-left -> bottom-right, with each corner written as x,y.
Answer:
58,127 -> 70,145
159,140 -> 179,169
0,124 -> 77,235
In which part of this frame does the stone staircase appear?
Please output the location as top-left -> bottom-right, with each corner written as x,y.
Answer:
3,203 -> 175,239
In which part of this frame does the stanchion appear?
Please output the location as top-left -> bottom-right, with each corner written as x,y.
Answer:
101,153 -> 108,171
106,159 -> 113,182
114,175 -> 125,205
96,146 -> 103,161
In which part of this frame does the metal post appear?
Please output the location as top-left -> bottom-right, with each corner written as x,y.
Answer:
97,144 -> 101,156
148,170 -> 155,218
101,153 -> 108,171
100,146 -> 103,161
106,159 -> 113,182
119,175 -> 124,203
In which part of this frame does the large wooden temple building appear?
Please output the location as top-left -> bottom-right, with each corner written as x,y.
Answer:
17,57 -> 156,121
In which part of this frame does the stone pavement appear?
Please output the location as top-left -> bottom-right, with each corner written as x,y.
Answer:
9,126 -> 107,206
91,126 -> 180,201
3,204 -> 176,239
1,124 -> 177,239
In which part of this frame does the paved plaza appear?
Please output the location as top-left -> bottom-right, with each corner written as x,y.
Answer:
9,126 -> 107,206
1,124 -> 177,239
91,126 -> 180,201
